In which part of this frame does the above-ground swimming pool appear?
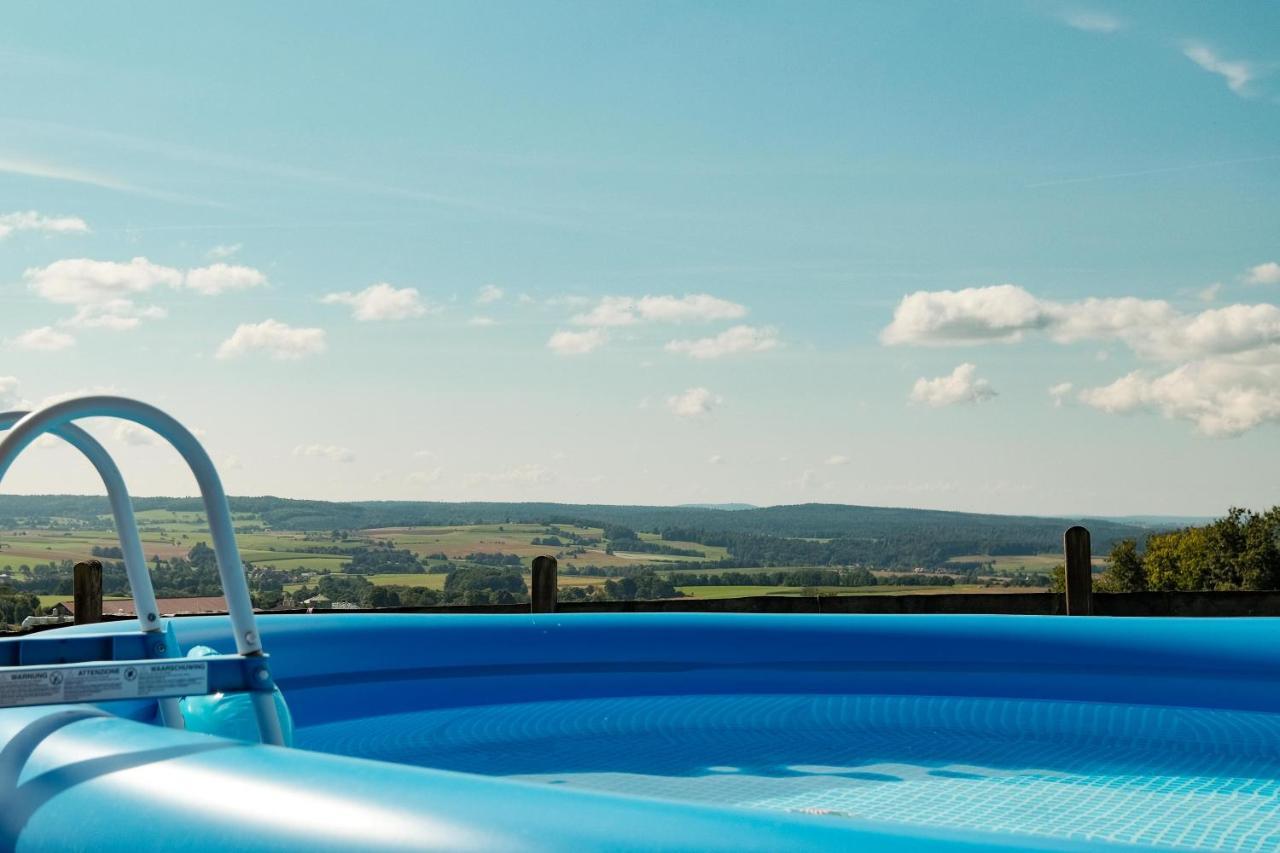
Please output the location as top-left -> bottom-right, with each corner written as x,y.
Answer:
4,612 -> 1280,851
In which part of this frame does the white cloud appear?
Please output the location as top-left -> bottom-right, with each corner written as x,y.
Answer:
824,454 -> 850,466
467,463 -> 556,486
0,376 -> 19,408
795,469 -> 820,491
206,243 -> 242,260
216,319 -> 326,360
30,434 -> 63,451
636,294 -> 747,323
65,301 -> 168,330
412,449 -> 437,460
1049,381 -> 1075,407
547,328 -> 606,355
1061,10 -> 1123,33
11,387 -> 120,422
223,455 -> 243,471
707,454 -> 725,465
1162,304 -> 1280,360
885,284 -> 1280,434
547,294 -> 591,309
883,284 -> 1280,362
1079,360 -> 1280,437
572,294 -> 747,327
1200,282 -> 1222,302
407,468 -> 442,486
27,385 -> 120,410
468,316 -> 497,327
0,210 -> 89,239
1048,297 -> 1179,352
504,463 -> 554,484
10,326 -> 75,352
322,283 -> 429,321
667,387 -> 720,418
477,285 -> 504,304
22,256 -> 266,333
183,263 -> 267,296
1245,262 -> 1280,286
910,363 -> 997,407
665,325 -> 780,359
881,284 -> 1051,345
572,296 -> 637,327
292,444 -> 355,463
113,422 -> 156,446
1183,43 -> 1256,96
25,257 -> 181,307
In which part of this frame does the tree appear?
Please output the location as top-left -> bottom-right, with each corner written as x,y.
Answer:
601,571 -> 679,601
1143,532 -> 1181,591
1049,564 -> 1065,593
188,541 -> 217,571
365,586 -> 401,608
1101,539 -> 1145,592
443,566 -> 528,604
1135,508 -> 1280,592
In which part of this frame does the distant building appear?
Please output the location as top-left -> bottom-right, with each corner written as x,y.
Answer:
51,596 -> 232,618
20,615 -> 74,630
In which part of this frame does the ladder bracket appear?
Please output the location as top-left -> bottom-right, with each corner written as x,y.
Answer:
1,623 -> 273,710
0,651 -> 274,709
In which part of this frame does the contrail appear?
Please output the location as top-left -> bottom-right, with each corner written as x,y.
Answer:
1025,153 -> 1280,188
0,155 -> 226,208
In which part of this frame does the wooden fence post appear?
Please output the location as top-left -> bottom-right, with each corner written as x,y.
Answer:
1064,526 -> 1093,616
531,555 -> 558,613
73,559 -> 103,624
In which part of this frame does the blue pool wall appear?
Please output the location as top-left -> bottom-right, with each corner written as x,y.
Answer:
5,613 -> 1280,852
126,613 -> 1280,726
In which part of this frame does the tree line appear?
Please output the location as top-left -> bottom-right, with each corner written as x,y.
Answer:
1099,507 -> 1280,592
671,568 -> 956,588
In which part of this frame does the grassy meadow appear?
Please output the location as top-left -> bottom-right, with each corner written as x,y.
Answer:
3,514 -> 1055,608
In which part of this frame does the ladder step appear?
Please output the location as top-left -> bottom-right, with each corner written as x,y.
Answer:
1,629 -> 172,668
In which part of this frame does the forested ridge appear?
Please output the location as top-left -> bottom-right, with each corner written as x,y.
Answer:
0,495 -> 1155,566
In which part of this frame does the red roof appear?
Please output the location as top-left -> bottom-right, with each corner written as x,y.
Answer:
56,596 -> 230,617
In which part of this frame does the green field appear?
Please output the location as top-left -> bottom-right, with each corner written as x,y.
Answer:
677,585 -> 805,598
250,557 -> 352,573
1,522 -> 599,569
946,553 -> 1105,573
364,523 -> 727,568
35,593 -> 131,609
678,583 -> 1044,599
4,513 -> 1061,618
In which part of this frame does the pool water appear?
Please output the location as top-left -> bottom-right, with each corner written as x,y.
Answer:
296,693 -> 1280,851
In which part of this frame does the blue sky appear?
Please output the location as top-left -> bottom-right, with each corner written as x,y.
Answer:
1,1 -> 1277,515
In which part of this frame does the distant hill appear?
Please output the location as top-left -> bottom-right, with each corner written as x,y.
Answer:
678,503 -> 756,511
1092,515 -> 1214,528
0,495 -> 1161,569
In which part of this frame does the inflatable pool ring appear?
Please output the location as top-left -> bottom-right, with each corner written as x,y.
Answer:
179,644 -> 295,745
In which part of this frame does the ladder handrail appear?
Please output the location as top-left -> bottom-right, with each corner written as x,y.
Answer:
0,410 -> 184,730
0,396 -> 284,746
0,411 -> 161,627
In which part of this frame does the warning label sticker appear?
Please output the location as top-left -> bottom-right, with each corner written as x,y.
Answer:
0,660 -> 208,708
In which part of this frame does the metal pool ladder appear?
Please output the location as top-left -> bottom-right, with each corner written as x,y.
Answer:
0,396 -> 286,746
